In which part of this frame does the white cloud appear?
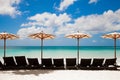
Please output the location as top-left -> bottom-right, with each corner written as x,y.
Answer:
58,0 -> 76,11
89,0 -> 98,4
17,9 -> 120,39
17,26 -> 54,39
18,12 -> 71,38
76,9 -> 120,32
26,12 -> 71,27
57,9 -> 120,35
0,0 -> 21,17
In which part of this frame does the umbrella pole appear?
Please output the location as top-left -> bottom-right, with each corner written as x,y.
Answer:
41,39 -> 43,60
114,39 -> 116,59
77,38 -> 79,65
4,39 -> 6,58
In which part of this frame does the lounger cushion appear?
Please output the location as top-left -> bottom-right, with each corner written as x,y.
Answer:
3,57 -> 16,66
42,58 -> 53,67
15,56 -> 27,66
53,58 -> 64,67
66,58 -> 76,66
91,58 -> 104,67
28,58 -> 40,66
104,58 -> 116,67
79,59 -> 91,67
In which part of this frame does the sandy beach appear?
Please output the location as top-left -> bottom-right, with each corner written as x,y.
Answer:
0,70 -> 120,80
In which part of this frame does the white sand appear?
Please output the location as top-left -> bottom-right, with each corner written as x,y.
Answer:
0,70 -> 120,80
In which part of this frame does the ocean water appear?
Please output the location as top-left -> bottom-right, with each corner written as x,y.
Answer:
0,46 -> 120,64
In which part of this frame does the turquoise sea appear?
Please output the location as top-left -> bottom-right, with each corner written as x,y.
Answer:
0,46 -> 120,64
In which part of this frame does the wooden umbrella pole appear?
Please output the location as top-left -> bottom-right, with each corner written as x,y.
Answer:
77,38 -> 79,65
114,38 -> 116,59
41,39 -> 43,60
4,39 -> 6,58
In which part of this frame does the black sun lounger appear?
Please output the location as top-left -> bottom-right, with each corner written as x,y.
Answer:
78,58 -> 91,70
41,58 -> 54,69
53,58 -> 64,69
27,58 -> 41,69
3,56 -> 16,70
0,61 -> 3,70
104,58 -> 117,70
91,58 -> 104,70
15,56 -> 28,69
66,58 -> 77,69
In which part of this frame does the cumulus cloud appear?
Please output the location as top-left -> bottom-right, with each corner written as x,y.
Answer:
17,26 -> 54,39
18,12 -> 71,38
0,0 -> 21,17
88,0 -> 98,4
56,9 -> 120,35
74,9 -> 120,32
58,0 -> 76,11
17,9 -> 120,39
26,12 -> 71,27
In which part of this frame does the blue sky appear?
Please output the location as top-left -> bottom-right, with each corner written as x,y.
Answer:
0,0 -> 120,46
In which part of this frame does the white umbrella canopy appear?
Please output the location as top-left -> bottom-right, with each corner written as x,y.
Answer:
29,31 -> 55,60
102,32 -> 120,59
65,31 -> 91,65
0,32 -> 19,57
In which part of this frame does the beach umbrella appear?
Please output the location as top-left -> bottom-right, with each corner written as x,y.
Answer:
0,32 -> 19,58
102,32 -> 120,59
65,31 -> 91,65
29,31 -> 55,60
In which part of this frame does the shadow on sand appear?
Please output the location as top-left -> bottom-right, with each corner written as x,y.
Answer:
11,69 -> 54,76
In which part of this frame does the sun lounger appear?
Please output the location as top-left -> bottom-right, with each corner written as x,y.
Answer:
104,58 -> 117,70
3,57 -> 16,70
91,58 -> 104,70
41,58 -> 54,69
0,61 -> 3,70
66,58 -> 77,69
53,58 -> 65,69
27,58 -> 41,69
78,58 -> 91,70
15,56 -> 28,69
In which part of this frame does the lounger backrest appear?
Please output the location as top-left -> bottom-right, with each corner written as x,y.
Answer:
104,58 -> 116,66
42,58 -> 52,67
3,57 -> 16,66
80,59 -> 91,67
28,58 -> 39,66
0,61 -> 3,67
92,58 -> 104,67
66,58 -> 76,66
15,56 -> 27,66
53,58 -> 64,67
